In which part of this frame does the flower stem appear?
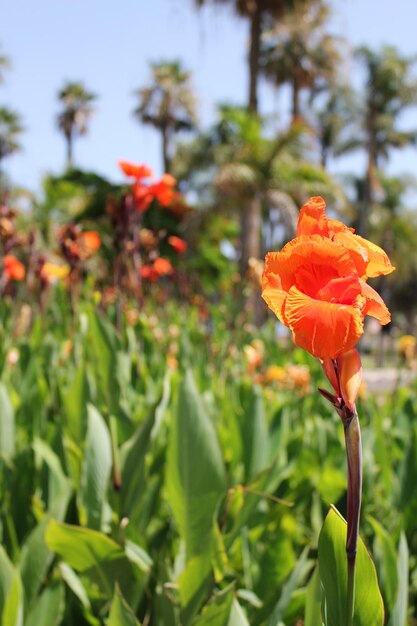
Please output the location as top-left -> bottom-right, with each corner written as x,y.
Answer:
343,407 -> 362,626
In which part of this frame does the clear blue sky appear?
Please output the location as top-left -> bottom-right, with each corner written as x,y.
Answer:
2,0 -> 417,195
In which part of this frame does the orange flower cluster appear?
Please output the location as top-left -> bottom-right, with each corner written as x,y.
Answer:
3,255 -> 25,282
58,225 -> 101,263
119,161 -> 178,213
140,257 -> 174,283
262,197 -> 394,360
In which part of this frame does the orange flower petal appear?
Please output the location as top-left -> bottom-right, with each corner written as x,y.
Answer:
353,235 -> 395,277
261,284 -> 287,324
119,161 -> 153,180
336,348 -> 362,410
284,286 -> 364,359
296,196 -> 328,237
359,280 -> 391,324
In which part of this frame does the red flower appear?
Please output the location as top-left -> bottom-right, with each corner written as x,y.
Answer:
3,255 -> 25,281
119,161 -> 153,180
168,235 -> 187,254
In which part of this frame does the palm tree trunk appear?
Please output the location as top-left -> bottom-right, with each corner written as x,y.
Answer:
66,130 -> 74,169
162,125 -> 171,172
248,1 -> 261,113
240,194 -> 261,276
292,76 -> 300,120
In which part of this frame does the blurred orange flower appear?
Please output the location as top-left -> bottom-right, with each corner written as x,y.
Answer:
262,197 -> 394,359
3,255 -> 25,281
168,235 -> 187,254
149,174 -> 176,207
153,257 -> 174,276
118,161 -> 153,180
77,231 -> 101,260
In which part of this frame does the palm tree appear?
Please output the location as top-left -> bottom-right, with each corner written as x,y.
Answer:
57,81 -> 96,169
260,1 -> 342,120
0,45 -> 10,84
133,61 -> 197,173
195,0 -> 305,112
0,107 -> 23,184
353,46 -> 417,236
314,83 -> 358,168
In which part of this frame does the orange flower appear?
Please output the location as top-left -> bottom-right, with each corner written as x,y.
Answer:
3,255 -> 25,281
119,161 -> 153,180
78,231 -> 101,259
153,257 -> 174,276
168,235 -> 187,254
262,197 -> 394,359
149,174 -> 176,207
133,182 -> 153,213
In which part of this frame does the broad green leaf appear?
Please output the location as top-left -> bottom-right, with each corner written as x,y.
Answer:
0,546 -> 14,618
304,568 -> 322,626
178,546 -> 214,625
45,520 -> 141,602
19,518 -> 54,612
2,570 -> 23,626
33,438 -> 72,519
107,585 -> 141,626
0,383 -> 15,461
166,370 -> 226,560
239,385 -> 269,481
62,361 -> 89,442
24,581 -> 64,626
318,506 -> 384,626
85,308 -> 119,412
79,404 -> 112,529
228,599 -> 250,626
368,516 -> 398,614
120,407 -> 156,518
388,533 -> 408,626
192,585 -> 233,625
58,563 -> 91,608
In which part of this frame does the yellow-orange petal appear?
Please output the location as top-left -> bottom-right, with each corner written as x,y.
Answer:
359,280 -> 391,325
262,285 -> 288,324
333,231 -> 369,278
352,235 -> 395,277
296,196 -> 328,237
336,348 -> 363,410
284,286 -> 364,359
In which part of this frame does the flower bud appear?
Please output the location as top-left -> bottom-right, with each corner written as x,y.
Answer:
336,349 -> 362,410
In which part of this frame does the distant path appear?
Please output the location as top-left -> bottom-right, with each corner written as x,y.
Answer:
364,368 -> 416,393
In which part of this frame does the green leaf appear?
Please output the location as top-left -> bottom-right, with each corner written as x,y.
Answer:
85,308 -> 119,412
107,585 -> 141,626
318,506 -> 384,626
304,568 -> 322,626
19,518 -> 54,613
178,546 -> 213,625
267,546 -> 311,626
33,438 -> 72,519
79,404 -> 112,529
239,385 -> 269,481
2,569 -> 23,626
388,533 -> 408,626
166,370 -> 226,560
24,581 -> 64,626
0,383 -> 15,462
0,546 -> 15,618
368,516 -> 398,614
45,520 -> 140,602
62,362 -> 89,442
192,585 -> 233,625
228,599 -> 250,626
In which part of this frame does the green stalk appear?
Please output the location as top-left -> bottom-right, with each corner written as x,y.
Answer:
343,408 -> 362,626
